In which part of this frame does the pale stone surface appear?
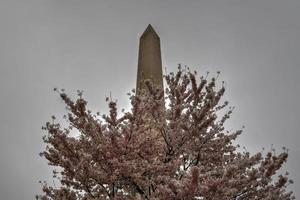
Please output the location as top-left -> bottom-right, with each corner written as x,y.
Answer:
136,24 -> 163,94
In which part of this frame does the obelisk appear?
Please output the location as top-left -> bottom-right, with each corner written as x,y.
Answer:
134,25 -> 164,200
136,24 -> 163,94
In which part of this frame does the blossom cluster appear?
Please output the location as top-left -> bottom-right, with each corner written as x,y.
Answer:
37,67 -> 294,200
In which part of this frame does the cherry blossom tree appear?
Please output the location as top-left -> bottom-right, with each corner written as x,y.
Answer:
37,67 -> 294,200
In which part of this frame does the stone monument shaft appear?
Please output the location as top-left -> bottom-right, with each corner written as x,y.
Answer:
136,24 -> 163,94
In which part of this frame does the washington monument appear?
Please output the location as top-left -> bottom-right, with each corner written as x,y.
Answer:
134,24 -> 164,199
136,24 -> 163,94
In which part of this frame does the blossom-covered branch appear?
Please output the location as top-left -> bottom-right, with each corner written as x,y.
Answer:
37,67 -> 294,200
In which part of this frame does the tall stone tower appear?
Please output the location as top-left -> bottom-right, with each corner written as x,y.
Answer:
134,25 -> 164,200
136,24 -> 163,94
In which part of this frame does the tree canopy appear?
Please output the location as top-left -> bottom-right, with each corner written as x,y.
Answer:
37,67 -> 294,200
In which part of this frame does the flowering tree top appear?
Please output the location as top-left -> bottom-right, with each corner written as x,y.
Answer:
37,67 -> 294,200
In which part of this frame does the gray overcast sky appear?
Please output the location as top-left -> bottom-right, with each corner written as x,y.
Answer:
0,0 -> 299,199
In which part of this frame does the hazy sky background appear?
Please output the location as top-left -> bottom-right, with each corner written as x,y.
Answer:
0,0 -> 299,199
